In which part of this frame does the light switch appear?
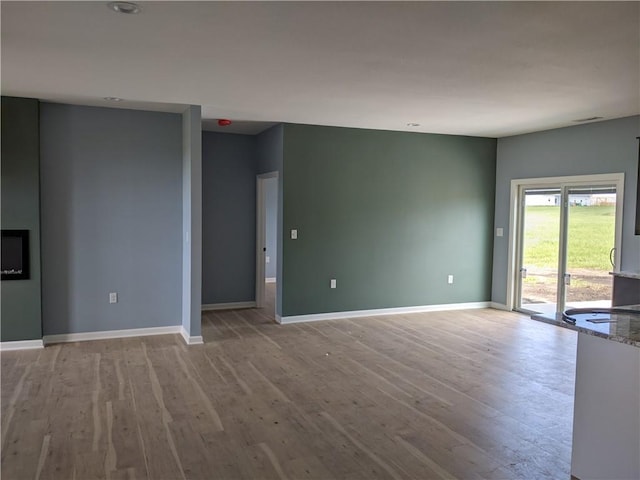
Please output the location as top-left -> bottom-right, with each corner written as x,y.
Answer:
447,275 -> 454,284
291,229 -> 298,240
265,256 -> 270,264
496,228 -> 504,237
109,292 -> 118,303
330,279 -> 337,289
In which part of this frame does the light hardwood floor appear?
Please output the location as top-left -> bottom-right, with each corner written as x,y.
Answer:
2,287 -> 577,479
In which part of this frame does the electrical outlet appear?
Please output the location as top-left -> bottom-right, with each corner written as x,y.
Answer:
496,227 -> 504,237
265,256 -> 270,264
109,292 -> 118,303
330,279 -> 337,289
447,275 -> 454,284
291,229 -> 298,240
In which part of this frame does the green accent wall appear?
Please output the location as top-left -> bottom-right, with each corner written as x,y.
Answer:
1,97 -> 42,341
282,124 -> 496,317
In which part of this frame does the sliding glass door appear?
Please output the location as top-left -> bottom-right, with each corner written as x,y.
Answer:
563,186 -> 617,309
515,179 -> 621,316
518,188 -> 562,315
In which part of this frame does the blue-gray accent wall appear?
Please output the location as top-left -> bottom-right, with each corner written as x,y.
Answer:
39,103 -> 183,335
202,131 -> 257,305
1,97 -> 43,342
491,115 -> 640,305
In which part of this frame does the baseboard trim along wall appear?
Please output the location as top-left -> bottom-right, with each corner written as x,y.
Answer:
276,301 -> 492,324
43,325 -> 183,345
202,301 -> 256,311
489,302 -> 510,311
0,339 -> 45,351
265,277 -> 277,284
180,327 -> 204,345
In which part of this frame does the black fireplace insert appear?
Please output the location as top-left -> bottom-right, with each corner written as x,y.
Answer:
1,230 -> 30,280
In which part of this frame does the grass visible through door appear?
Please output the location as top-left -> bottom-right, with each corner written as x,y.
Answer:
523,205 -> 615,303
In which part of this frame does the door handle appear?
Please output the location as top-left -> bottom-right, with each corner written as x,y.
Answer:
609,247 -> 616,269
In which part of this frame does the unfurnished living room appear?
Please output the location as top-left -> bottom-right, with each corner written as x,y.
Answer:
1,2 -> 639,479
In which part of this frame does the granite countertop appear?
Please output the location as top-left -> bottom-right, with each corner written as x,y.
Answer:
535,305 -> 640,348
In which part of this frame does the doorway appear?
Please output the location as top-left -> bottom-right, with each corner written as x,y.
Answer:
256,172 -> 278,311
511,174 -> 624,316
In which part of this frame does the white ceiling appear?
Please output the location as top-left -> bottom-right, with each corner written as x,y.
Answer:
1,1 -> 638,137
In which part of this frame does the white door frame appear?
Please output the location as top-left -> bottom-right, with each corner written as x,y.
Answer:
256,171 -> 278,308
507,173 -> 624,312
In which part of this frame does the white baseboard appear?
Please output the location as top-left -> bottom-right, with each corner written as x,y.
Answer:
43,325 -> 182,345
202,301 -> 256,311
278,301 -> 492,324
180,327 -> 204,345
490,302 -> 511,311
265,277 -> 277,284
19,326 -> 204,348
0,339 -> 45,351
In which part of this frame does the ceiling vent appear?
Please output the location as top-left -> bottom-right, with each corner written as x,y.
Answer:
573,116 -> 604,123
108,2 -> 140,14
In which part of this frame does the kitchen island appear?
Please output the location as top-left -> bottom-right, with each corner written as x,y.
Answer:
539,307 -> 640,480
611,271 -> 640,306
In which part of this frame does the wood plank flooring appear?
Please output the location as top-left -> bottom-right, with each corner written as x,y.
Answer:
1,289 -> 577,479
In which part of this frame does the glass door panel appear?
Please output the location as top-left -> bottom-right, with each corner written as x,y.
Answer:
518,188 -> 562,314
564,186 -> 616,309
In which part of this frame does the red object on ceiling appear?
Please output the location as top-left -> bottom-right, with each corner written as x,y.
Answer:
218,119 -> 232,127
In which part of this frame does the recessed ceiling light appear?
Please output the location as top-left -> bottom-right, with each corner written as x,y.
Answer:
108,2 -> 140,14
104,97 -> 123,102
573,116 -> 604,123
406,123 -> 421,127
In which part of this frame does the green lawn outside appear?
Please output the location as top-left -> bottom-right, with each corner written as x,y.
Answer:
523,205 -> 615,271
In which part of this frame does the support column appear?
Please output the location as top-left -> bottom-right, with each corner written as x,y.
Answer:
181,105 -> 203,344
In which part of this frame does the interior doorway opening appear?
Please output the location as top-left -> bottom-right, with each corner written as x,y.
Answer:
256,172 -> 278,313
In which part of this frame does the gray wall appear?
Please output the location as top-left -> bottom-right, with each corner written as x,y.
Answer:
40,103 -> 183,335
256,125 -> 284,315
265,177 -> 278,279
202,131 -> 257,304
256,125 -> 284,175
492,115 -> 640,305
1,97 -> 42,341
282,124 -> 497,317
